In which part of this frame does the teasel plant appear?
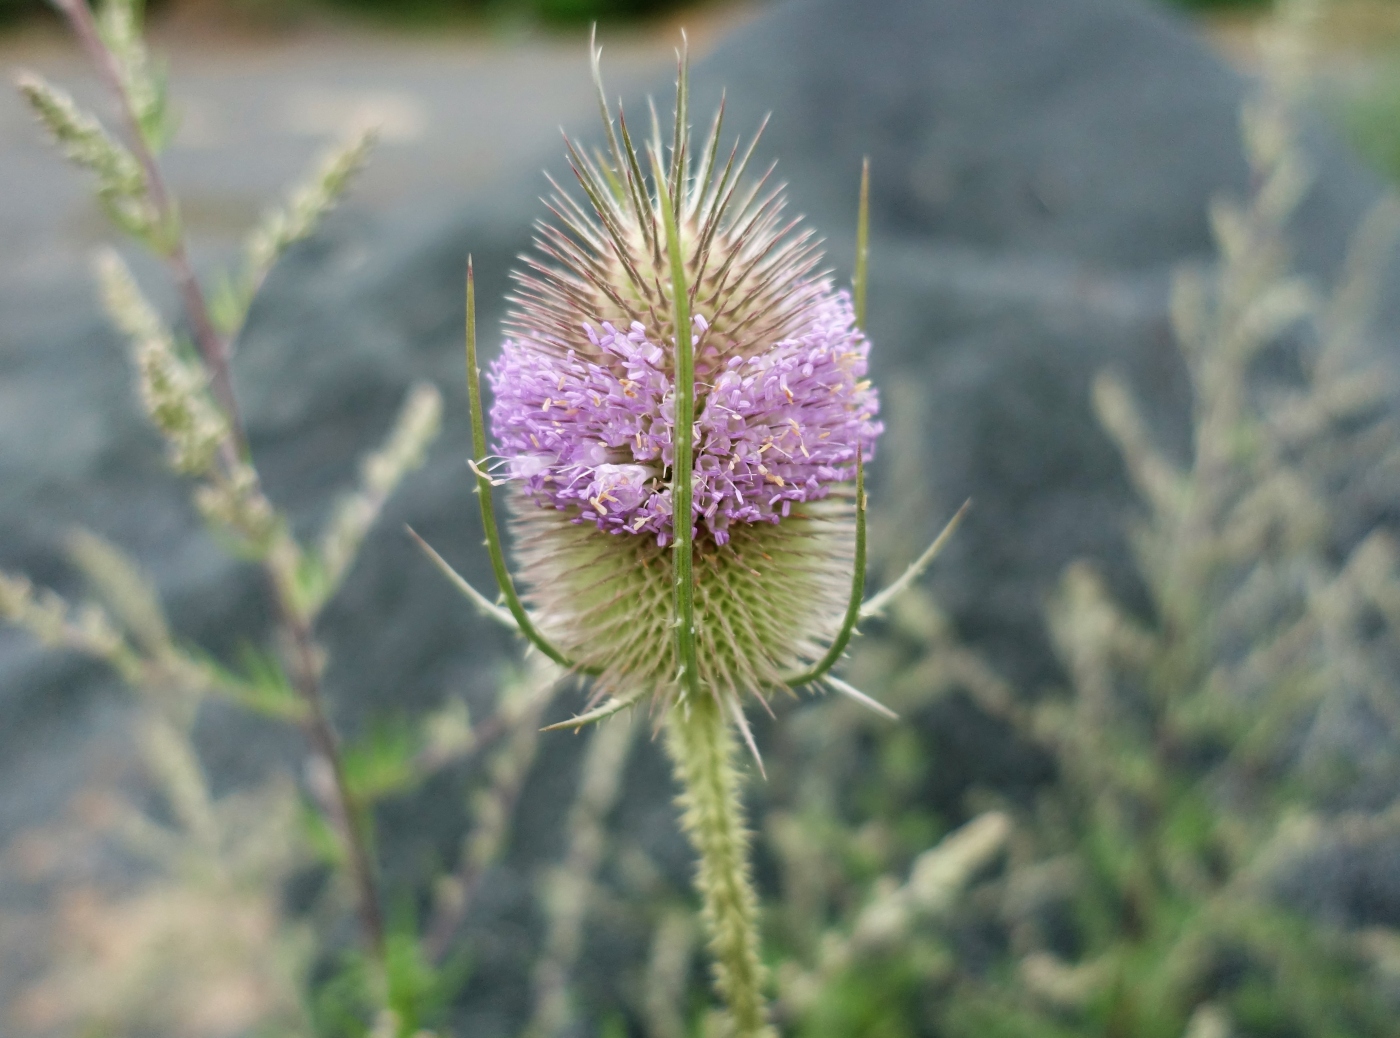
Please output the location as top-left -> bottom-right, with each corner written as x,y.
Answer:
415,33 -> 967,1036
4,1 -> 473,1032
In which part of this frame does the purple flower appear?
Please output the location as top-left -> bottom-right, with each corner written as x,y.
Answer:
490,287 -> 881,545
474,53 -> 893,712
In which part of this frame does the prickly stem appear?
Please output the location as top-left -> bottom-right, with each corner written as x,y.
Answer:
653,161 -> 700,701
665,693 -> 772,1038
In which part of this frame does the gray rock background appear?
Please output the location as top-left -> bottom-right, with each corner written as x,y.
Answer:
3,0 -> 1399,1032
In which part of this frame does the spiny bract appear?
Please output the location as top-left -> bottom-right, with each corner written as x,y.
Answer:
489,45 -> 881,711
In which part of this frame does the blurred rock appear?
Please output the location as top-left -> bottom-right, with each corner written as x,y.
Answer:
3,0 -> 1398,1032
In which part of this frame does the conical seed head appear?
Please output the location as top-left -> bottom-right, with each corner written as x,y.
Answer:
490,54 -> 881,704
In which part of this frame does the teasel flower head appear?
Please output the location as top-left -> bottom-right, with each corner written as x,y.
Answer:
427,39 -> 970,1037
484,42 -> 882,722
418,36 -> 973,1038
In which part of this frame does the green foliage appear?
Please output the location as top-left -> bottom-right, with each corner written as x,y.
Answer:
309,931 -> 468,1038
790,950 -> 930,1038
1343,63 -> 1400,184
341,718 -> 423,804
597,1016 -> 630,1038
299,797 -> 347,869
382,926 -> 471,1035
219,645 -> 310,721
311,953 -> 379,1037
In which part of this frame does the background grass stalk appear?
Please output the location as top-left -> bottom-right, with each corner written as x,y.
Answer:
280,596 -> 387,963
665,693 -> 771,1038
52,0 -> 246,457
36,0 -> 390,978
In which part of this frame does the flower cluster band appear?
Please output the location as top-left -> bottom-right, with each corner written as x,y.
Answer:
491,291 -> 881,546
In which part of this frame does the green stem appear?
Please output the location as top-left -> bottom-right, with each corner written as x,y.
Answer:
653,158 -> 700,699
666,694 -> 771,1038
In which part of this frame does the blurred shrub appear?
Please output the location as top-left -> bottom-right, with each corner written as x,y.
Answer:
752,10 -> 1400,1037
